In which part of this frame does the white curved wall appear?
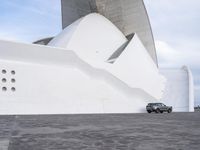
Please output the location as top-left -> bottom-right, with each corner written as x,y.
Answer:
0,40 -> 156,114
182,66 -> 194,112
110,34 -> 165,99
0,37 -> 193,114
48,18 -> 83,48
0,13 -> 167,114
48,13 -> 128,62
48,14 -> 165,100
160,67 -> 194,112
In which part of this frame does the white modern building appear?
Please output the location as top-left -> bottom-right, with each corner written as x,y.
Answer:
0,0 -> 194,114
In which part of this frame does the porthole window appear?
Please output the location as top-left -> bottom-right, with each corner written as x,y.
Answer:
2,69 -> 6,74
11,87 -> 16,92
11,78 -> 16,83
2,87 -> 7,91
11,70 -> 15,75
1,69 -> 17,92
2,78 -> 6,83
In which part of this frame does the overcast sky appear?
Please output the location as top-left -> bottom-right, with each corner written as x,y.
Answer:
0,0 -> 199,105
144,0 -> 200,105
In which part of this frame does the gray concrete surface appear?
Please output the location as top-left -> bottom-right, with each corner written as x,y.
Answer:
33,37 -> 53,45
0,113 -> 200,150
61,0 -> 158,64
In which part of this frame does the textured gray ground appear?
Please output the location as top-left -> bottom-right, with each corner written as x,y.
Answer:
0,113 -> 200,150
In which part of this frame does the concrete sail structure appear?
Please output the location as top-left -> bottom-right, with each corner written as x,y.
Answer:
0,0 -> 194,114
61,0 -> 157,64
48,13 -> 165,99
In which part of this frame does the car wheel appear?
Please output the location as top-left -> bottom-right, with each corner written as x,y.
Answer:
167,109 -> 172,113
156,109 -> 160,113
147,110 -> 151,113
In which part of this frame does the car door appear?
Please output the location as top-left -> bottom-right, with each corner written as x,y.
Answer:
161,103 -> 166,111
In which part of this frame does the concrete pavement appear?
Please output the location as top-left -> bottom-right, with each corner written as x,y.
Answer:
0,113 -> 200,150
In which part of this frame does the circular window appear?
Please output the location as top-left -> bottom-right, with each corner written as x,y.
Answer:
11,78 -> 16,83
11,87 -> 16,92
2,87 -> 7,91
2,69 -> 6,74
11,70 -> 15,75
2,78 -> 6,83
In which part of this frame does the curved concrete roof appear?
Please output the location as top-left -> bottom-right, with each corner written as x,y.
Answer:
61,0 -> 157,64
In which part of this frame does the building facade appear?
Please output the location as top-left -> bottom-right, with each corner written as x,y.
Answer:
0,0 -> 194,114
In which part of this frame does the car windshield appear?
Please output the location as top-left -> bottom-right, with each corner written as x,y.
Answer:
148,103 -> 165,106
154,103 -> 163,106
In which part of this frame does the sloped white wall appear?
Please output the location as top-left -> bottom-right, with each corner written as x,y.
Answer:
48,13 -> 166,100
48,13 -> 127,62
0,40 -> 157,114
111,34 -> 165,99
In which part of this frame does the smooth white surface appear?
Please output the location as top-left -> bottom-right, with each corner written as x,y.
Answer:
0,13 -> 193,114
111,34 -> 165,99
160,67 -> 194,112
182,66 -> 194,112
49,13 -> 165,99
48,13 -> 128,62
0,40 -> 157,114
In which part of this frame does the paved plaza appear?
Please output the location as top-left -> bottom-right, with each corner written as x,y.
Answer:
0,113 -> 200,150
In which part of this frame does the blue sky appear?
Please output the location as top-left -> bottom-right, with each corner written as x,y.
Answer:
0,0 -> 199,105
0,0 -> 61,42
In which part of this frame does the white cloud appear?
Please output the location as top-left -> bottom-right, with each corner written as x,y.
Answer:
156,41 -> 182,68
155,40 -> 200,105
144,0 -> 200,50
156,40 -> 200,70
194,85 -> 200,91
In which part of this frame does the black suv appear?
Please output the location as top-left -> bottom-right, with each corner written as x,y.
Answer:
146,103 -> 172,113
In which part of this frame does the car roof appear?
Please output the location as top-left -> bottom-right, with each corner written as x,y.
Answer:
148,103 -> 163,105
